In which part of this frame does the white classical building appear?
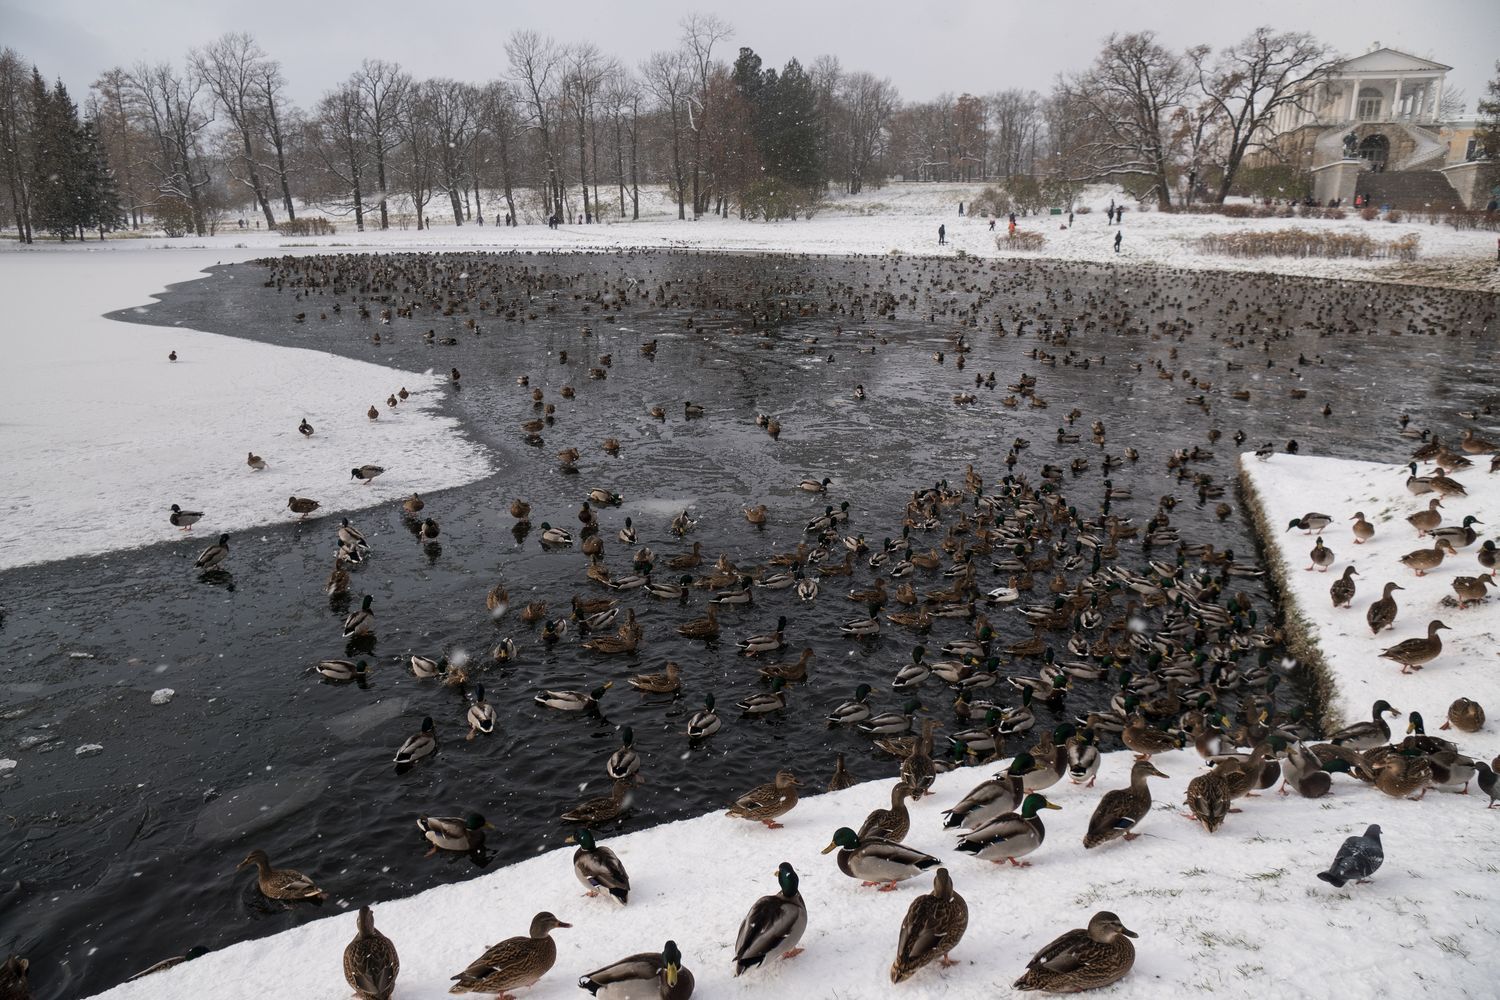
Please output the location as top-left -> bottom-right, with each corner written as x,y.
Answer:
1270,47 -> 1450,138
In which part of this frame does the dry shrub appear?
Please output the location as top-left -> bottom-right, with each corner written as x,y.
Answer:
998,230 -> 1046,252
1360,206 -> 1379,221
1074,205 -> 1092,214
277,217 -> 336,236
1385,209 -> 1403,223
1196,228 -> 1419,261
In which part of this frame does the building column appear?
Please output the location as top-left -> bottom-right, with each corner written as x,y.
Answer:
1347,79 -> 1358,122
1392,76 -> 1403,120
1433,77 -> 1444,122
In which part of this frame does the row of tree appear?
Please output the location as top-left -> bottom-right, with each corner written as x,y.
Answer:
2,21 -> 1497,240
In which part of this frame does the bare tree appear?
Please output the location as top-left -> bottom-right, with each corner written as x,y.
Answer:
988,89 -> 1042,180
397,82 -> 437,229
0,49 -> 35,240
90,67 -> 151,227
643,51 -> 690,219
191,33 -> 276,226
680,12 -> 732,217
477,81 -> 522,225
425,79 -> 477,224
351,59 -> 409,229
507,31 -> 564,221
251,60 -> 299,220
311,82 -> 367,229
1062,32 -> 1191,209
564,44 -> 607,222
127,61 -> 215,233
604,68 -> 643,220
1192,28 -> 1335,202
838,71 -> 896,194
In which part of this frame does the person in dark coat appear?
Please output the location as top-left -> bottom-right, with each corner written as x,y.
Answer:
1114,230 -> 1122,253
938,224 -> 946,245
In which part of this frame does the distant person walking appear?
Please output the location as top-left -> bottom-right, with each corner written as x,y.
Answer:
938,224 -> 946,246
989,219 -> 996,231
958,201 -> 965,215
1068,210 -> 1074,227
1114,230 -> 1123,253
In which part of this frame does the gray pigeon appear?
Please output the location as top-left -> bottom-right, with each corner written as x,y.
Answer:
1317,824 -> 1383,887
1476,762 -> 1499,809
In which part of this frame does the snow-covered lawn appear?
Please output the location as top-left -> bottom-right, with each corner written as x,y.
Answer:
1242,451 -> 1500,763
0,246 -> 493,571
86,742 -> 1496,1000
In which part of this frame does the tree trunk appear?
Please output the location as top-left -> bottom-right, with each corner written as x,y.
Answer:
576,118 -> 591,223
473,175 -> 483,224
241,126 -> 276,228
375,146 -> 390,229
449,184 -> 463,225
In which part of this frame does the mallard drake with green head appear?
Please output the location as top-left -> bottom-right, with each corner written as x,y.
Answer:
890,867 -> 969,983
606,727 -> 640,780
1083,759 -> 1167,848
580,940 -> 693,999
1286,512 -> 1332,535
448,911 -> 570,995
535,682 -> 613,713
736,616 -> 787,655
827,684 -> 876,726
314,658 -> 369,684
194,533 -> 230,570
393,717 -> 437,768
1379,620 -> 1449,673
955,792 -> 1060,866
726,770 -> 801,828
822,826 -> 940,889
342,595 -> 376,638
569,828 -> 630,904
857,698 -> 921,736
733,863 -> 807,975
1013,911 -> 1137,992
344,906 -> 399,1000
737,676 -> 789,715
942,753 -> 1036,830
1397,711 -> 1456,755
418,813 -> 492,855
1432,515 -> 1483,548
858,781 -> 914,842
236,849 -> 327,901
686,693 -> 721,740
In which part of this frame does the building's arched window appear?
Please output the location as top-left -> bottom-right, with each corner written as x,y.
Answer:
1357,87 -> 1384,121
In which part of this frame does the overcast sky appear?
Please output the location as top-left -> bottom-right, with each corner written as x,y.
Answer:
3,0 -> 1495,114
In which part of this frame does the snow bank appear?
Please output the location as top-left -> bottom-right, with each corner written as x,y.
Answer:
1242,451 -> 1500,761
0,245 -> 493,571
85,742 -> 1496,1000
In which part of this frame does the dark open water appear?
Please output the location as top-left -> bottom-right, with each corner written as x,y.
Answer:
1,250 -> 1495,997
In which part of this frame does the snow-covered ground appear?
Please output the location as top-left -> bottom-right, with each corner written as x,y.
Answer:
0,247 -> 493,571
1242,451 -> 1500,762
24,180 -> 1496,291
87,742 -> 1496,1000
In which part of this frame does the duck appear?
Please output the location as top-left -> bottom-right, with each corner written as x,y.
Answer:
393,716 -> 437,768
540,522 -> 574,546
1083,759 -> 1168,848
955,792 -> 1060,866
942,753 -> 1036,830
288,495 -> 321,518
351,464 -> 385,484
448,912 -> 570,996
1121,711 -> 1182,759
828,753 -> 856,791
891,646 -> 932,690
760,648 -> 814,683
1371,749 -> 1433,800
1379,620 -> 1449,673
628,663 -> 682,696
1397,712 -> 1456,755
1328,699 -> 1399,749
737,677 -> 789,715
169,503 -> 203,530
1407,498 -> 1444,536
588,487 -> 624,506
326,558 -> 351,596
890,867 -> 968,983
857,781 -> 915,842
857,698 -> 922,736
1401,538 -> 1458,576
1068,729 -> 1101,786
314,658 -> 369,684
510,498 -> 532,520
1481,540 -> 1500,577
1012,911 -> 1138,992
1443,697 -> 1485,733
823,826 -> 941,889
402,493 -> 424,515
535,682 -> 612,713
675,605 -> 720,641
744,504 -> 768,526
194,533 -> 230,571
580,941 -> 692,999
827,683 -> 876,726
417,813 -> 492,855
732,863 -> 807,975
1349,511 -> 1375,544
1433,515 -> 1484,548
686,693 -> 722,739
1366,582 -> 1403,633
1330,565 -> 1358,608
1452,574 -> 1494,608
569,828 -> 630,904
799,477 -> 832,493
1183,771 -> 1230,833
736,616 -> 787,656
647,575 -> 693,601
1286,512 -> 1333,535
1306,538 -> 1335,572
247,451 -> 267,472
235,849 -> 327,901
465,686 -> 496,739
726,769 -> 801,828
298,418 -> 314,437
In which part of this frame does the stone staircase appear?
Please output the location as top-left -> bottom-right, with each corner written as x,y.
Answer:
1354,170 -> 1463,211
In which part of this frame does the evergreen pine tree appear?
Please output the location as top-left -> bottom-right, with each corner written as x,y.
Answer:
80,116 -> 124,236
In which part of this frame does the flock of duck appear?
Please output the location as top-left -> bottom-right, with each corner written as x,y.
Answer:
13,249 -> 1499,1000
